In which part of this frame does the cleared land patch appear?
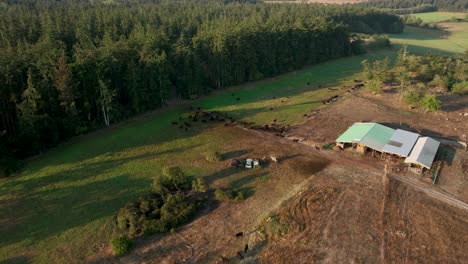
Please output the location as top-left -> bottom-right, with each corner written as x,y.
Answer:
389,23 -> 468,55
411,11 -> 467,23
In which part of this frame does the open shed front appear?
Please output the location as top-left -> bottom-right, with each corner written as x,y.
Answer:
404,137 -> 440,171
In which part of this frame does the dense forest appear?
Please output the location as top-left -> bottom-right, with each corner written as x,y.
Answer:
365,0 -> 468,12
0,0 -> 403,175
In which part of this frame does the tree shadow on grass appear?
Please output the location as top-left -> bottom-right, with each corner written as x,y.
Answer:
0,256 -> 30,264
222,149 -> 252,160
1,174 -> 148,248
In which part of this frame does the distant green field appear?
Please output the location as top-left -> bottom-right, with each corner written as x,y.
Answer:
2,17 -> 468,262
389,23 -> 468,55
411,12 -> 467,23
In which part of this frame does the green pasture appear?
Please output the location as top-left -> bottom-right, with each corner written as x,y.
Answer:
389,24 -> 468,55
411,11 -> 467,23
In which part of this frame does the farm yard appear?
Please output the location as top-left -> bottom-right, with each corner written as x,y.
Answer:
1,2 -> 468,263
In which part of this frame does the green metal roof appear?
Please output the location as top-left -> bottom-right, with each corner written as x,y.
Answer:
336,123 -> 376,143
359,124 -> 395,151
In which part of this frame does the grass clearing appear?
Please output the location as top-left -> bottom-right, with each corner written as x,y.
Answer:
389,23 -> 468,55
411,12 -> 467,23
1,22 -> 467,262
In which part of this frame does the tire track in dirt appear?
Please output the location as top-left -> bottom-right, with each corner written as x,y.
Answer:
321,189 -> 346,241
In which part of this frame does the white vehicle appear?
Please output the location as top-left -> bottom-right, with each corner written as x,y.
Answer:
253,159 -> 259,168
245,159 -> 253,169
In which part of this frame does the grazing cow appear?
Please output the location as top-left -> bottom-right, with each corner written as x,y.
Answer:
221,256 -> 229,263
244,244 -> 248,252
235,232 -> 244,237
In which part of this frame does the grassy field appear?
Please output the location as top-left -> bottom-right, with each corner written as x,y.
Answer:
0,49 -> 396,263
389,23 -> 468,55
1,20 -> 468,262
411,11 -> 467,23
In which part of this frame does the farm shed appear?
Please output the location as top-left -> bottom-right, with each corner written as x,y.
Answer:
382,129 -> 420,157
404,137 -> 440,170
359,124 -> 395,152
335,122 -> 376,148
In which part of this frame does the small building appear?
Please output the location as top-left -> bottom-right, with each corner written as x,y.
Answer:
382,129 -> 420,158
404,137 -> 440,171
335,122 -> 377,150
359,124 -> 395,154
336,122 -> 440,170
335,122 -> 394,154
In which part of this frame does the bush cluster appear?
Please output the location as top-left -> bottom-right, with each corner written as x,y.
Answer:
215,188 -> 245,202
452,81 -> 468,95
117,167 -> 206,236
110,236 -> 133,256
204,151 -> 222,163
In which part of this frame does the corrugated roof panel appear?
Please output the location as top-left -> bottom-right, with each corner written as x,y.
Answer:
382,129 -> 420,157
359,124 -> 395,151
336,123 -> 376,143
404,137 -> 440,169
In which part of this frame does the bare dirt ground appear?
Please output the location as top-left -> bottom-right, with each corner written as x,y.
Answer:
289,89 -> 468,202
258,165 -> 468,263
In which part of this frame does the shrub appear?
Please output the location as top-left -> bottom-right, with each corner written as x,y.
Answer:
452,81 -> 468,95
429,75 -> 449,91
159,193 -> 196,230
116,193 -> 163,236
403,90 -> 422,106
402,84 -> 426,107
204,151 -> 222,163
153,167 -> 191,194
421,95 -> 441,112
192,176 -> 207,192
215,188 -> 245,202
366,35 -> 390,49
366,79 -> 383,93
110,236 -> 133,256
116,192 -> 198,236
